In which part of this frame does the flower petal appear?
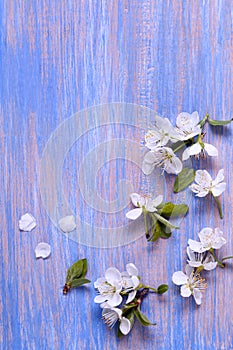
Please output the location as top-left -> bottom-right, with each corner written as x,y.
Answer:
130,193 -> 145,207
105,267 -> 121,285
143,151 -> 157,164
185,264 -> 194,276
187,260 -> 202,268
188,239 -> 204,253
212,236 -> 227,250
212,169 -> 224,185
108,293 -> 122,307
186,246 -> 196,261
195,169 -> 212,187
165,154 -> 183,174
58,215 -> 76,233
94,277 -> 106,289
189,143 -> 202,156
182,147 -> 191,161
211,183 -> 226,197
189,184 -> 209,197
204,261 -> 218,271
142,159 -> 155,175
193,289 -> 202,305
132,276 -> 140,288
151,195 -> 163,207
126,208 -> 143,220
180,285 -> 192,298
204,143 -> 218,157
172,271 -> 188,285
126,290 -> 137,304
126,263 -> 138,276
94,295 -> 108,303
120,317 -> 131,335
35,242 -> 51,259
19,213 -> 37,232
146,195 -> 163,212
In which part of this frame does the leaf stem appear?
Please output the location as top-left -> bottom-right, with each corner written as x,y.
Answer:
209,248 -> 225,268
143,285 -> 158,293
212,195 -> 223,219
143,209 -> 149,239
222,256 -> 233,262
173,143 -> 186,153
199,113 -> 209,128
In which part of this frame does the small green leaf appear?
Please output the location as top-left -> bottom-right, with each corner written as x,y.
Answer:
208,117 -> 233,126
148,220 -> 161,242
80,259 -> 88,278
66,258 -> 88,283
173,168 -> 196,193
69,278 -> 91,288
148,220 -> 172,241
134,308 -> 156,326
157,284 -> 169,294
154,213 -> 179,229
160,202 -> 189,218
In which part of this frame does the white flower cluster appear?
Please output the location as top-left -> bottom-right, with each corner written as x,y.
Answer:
172,227 -> 226,305
143,112 -> 218,175
94,263 -> 140,335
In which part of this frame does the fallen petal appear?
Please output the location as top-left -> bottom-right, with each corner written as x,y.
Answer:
19,213 -> 37,232
58,215 -> 76,233
35,242 -> 51,259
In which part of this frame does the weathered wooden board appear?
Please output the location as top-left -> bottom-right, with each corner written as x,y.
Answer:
1,1 -> 233,349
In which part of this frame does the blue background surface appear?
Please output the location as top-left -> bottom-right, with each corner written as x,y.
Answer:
1,1 -> 233,349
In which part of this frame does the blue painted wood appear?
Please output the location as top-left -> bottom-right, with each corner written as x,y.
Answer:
1,1 -> 233,349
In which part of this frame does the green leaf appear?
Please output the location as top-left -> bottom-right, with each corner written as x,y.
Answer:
157,284 -> 169,294
148,220 -> 172,241
208,117 -> 233,126
148,219 -> 161,242
173,168 -> 196,193
134,307 -> 156,326
160,202 -> 189,218
80,259 -> 88,278
154,213 -> 179,230
66,258 -> 88,284
69,278 -> 91,288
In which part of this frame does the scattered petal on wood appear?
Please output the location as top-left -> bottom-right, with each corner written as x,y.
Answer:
19,213 -> 37,232
58,215 -> 76,233
35,242 -> 51,259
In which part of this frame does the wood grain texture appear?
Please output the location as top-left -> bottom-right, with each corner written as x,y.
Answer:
1,0 -> 233,349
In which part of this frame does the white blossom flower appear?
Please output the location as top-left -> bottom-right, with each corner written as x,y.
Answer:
126,193 -> 163,220
121,263 -> 140,304
102,307 -> 131,335
186,246 -> 217,271
190,169 -> 226,198
175,111 -> 201,140
142,147 -> 183,175
145,117 -> 179,149
94,267 -> 123,307
172,265 -> 207,305
188,227 -> 226,254
182,141 -> 218,161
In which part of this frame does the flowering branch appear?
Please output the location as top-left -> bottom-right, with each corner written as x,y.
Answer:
94,263 -> 168,336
